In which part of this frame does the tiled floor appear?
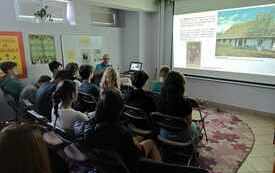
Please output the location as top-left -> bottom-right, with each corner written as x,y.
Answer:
236,112 -> 275,173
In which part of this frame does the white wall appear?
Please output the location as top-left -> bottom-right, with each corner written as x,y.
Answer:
121,12 -> 140,71
122,11 -> 158,77
185,77 -> 275,115
0,0 -> 123,83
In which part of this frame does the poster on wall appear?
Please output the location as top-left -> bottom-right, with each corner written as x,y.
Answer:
0,32 -> 27,78
61,35 -> 103,66
29,34 -> 57,64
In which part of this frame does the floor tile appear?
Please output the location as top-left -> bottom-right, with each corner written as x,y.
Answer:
245,157 -> 273,172
236,111 -> 275,173
249,144 -> 275,157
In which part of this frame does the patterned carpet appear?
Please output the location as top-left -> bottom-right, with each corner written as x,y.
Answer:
199,108 -> 255,173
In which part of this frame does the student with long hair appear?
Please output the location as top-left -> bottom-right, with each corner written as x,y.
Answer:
52,80 -> 88,131
82,89 -> 161,172
100,67 -> 120,95
158,71 -> 200,144
0,124 -> 52,173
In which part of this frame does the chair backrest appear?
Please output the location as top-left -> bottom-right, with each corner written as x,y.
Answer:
151,112 -> 187,132
120,85 -> 134,100
46,122 -> 75,143
22,99 -> 34,108
137,158 -> 208,173
145,91 -> 161,106
21,99 -> 35,112
79,92 -> 96,102
122,105 -> 152,130
3,92 -> 19,113
27,110 -> 48,122
75,92 -> 97,113
84,148 -> 131,173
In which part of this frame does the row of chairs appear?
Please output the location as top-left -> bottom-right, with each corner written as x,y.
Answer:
122,96 -> 208,166
122,105 -> 199,166
122,96 -> 208,142
20,100 -> 209,173
3,89 -> 208,171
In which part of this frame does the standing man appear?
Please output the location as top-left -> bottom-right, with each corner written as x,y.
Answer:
94,54 -> 111,86
95,54 -> 111,74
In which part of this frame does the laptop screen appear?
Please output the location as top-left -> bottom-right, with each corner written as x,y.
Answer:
129,62 -> 142,71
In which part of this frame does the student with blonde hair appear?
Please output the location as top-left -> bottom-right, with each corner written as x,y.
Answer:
100,67 -> 120,95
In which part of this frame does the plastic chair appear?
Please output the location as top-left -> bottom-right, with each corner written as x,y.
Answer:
64,144 -> 131,173
27,110 -> 48,122
3,92 -> 20,121
21,99 -> 34,109
151,112 -> 198,166
74,92 -> 97,113
186,97 -> 208,142
120,85 -> 134,100
122,105 -> 154,137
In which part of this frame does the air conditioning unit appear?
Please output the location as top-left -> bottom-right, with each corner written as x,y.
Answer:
90,6 -> 118,26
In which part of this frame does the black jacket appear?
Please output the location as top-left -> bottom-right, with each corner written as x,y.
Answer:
81,123 -> 140,172
126,89 -> 156,114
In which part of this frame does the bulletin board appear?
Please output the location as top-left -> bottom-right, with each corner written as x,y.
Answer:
29,34 -> 57,64
61,34 -> 103,66
0,32 -> 27,78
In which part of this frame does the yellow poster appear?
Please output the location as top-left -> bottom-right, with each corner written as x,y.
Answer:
65,49 -> 76,63
79,36 -> 91,47
0,32 -> 27,78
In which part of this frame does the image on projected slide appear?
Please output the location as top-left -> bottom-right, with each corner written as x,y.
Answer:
186,41 -> 201,66
216,5 -> 275,58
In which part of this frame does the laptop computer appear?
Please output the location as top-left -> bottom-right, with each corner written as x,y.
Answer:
129,62 -> 143,72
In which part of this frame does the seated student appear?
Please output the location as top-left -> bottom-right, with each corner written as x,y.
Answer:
81,89 -> 161,172
52,80 -> 88,131
95,54 -> 111,74
150,65 -> 170,93
158,71 -> 200,144
20,75 -> 51,104
65,62 -> 81,87
48,60 -> 62,78
79,64 -> 99,99
0,61 -> 25,101
35,70 -> 70,121
100,67 -> 120,96
126,71 -> 156,113
0,124 -> 52,173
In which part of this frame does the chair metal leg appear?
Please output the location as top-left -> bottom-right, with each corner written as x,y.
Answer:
199,109 -> 208,143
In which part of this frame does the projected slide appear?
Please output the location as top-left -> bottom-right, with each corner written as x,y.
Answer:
216,6 -> 275,58
173,4 -> 275,83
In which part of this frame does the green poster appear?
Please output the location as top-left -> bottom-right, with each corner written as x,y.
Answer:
29,34 -> 57,64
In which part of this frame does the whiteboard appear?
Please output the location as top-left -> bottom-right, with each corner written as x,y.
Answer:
61,34 -> 103,66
